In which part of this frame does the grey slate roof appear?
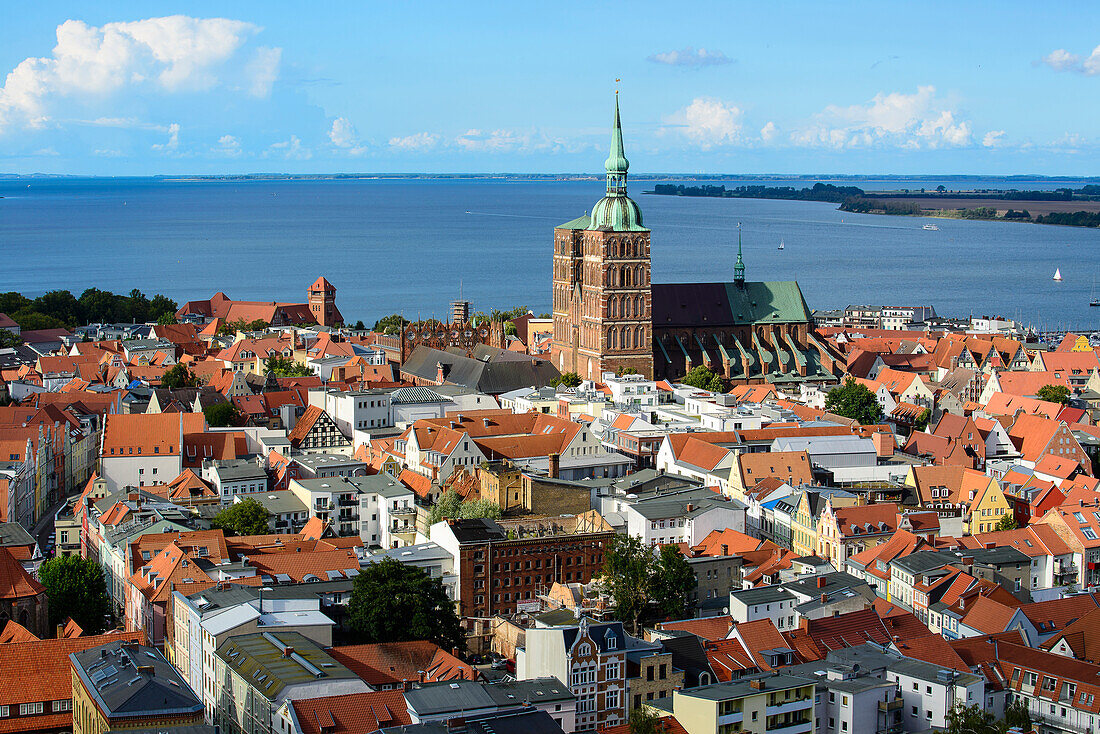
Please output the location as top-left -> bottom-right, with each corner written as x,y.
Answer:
401,345 -> 560,395
70,641 -> 203,717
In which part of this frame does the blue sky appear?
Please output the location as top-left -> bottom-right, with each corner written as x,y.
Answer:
1,1 -> 1098,175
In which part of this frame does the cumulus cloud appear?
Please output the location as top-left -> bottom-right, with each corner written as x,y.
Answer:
267,134 -> 311,160
0,15 -> 280,132
1038,45 -> 1100,75
982,130 -> 1006,148
151,122 -> 180,151
664,97 -> 743,148
790,86 -> 972,149
647,47 -> 732,67
760,121 -> 778,144
215,134 -> 241,157
328,116 -> 367,155
388,132 -> 441,151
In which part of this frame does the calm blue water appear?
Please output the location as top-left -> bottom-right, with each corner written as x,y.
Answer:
1,176 -> 1098,330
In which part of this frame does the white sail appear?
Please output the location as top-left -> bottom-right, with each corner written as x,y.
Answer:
1054,268 -> 1063,281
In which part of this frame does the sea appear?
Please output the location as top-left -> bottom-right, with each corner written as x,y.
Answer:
1,176 -> 1098,331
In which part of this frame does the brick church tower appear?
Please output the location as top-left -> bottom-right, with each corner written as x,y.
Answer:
308,276 -> 342,327
552,96 -> 653,380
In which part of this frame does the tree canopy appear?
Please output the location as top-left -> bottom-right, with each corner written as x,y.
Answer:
211,498 -> 271,536
203,401 -> 240,427
628,707 -> 662,734
265,355 -> 312,377
38,555 -> 112,634
995,513 -> 1018,531
825,377 -> 885,425
427,489 -> 501,525
602,535 -> 696,633
549,371 -> 582,388
1036,384 -> 1071,405
160,363 -> 197,390
681,364 -> 723,392
348,557 -> 465,652
221,318 -> 269,335
0,288 -> 177,329
373,314 -> 410,335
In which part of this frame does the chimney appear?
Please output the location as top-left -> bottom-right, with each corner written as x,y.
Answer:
56,623 -> 65,638
817,576 -> 827,589
548,453 -> 560,479
686,503 -> 694,513
283,646 -> 294,658
750,679 -> 765,690
798,617 -> 810,632
721,544 -> 729,556
821,593 -> 828,604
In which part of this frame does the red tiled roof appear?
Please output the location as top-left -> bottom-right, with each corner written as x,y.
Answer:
658,616 -> 732,642
0,546 -> 44,599
328,641 -> 478,687
0,631 -> 142,708
290,690 -> 410,734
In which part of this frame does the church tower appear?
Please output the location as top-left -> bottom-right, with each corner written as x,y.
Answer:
308,276 -> 341,327
551,96 -> 654,380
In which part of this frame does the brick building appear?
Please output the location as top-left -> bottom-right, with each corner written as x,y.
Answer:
551,96 -> 839,387
430,518 -> 614,622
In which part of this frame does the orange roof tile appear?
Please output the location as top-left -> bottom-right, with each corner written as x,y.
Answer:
658,616 -> 732,642
328,641 -> 478,687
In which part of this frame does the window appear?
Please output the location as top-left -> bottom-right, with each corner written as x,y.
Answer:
19,703 -> 43,716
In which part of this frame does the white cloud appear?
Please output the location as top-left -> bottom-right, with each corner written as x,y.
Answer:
454,128 -> 527,152
790,86 -> 972,149
215,133 -> 241,157
1040,48 -> 1082,71
93,148 -> 124,157
267,134 -> 311,160
0,15 -> 280,132
760,121 -> 778,144
245,46 -> 281,97
151,122 -> 180,151
328,116 -> 367,155
388,132 -> 441,152
664,97 -> 743,148
647,47 -> 732,67
1037,45 -> 1100,75
982,130 -> 1006,148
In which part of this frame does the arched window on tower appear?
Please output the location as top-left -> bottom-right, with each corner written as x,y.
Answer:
636,295 -> 644,317
623,297 -> 631,318
624,268 -> 632,288
636,265 -> 646,286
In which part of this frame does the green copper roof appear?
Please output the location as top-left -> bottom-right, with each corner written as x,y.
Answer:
588,94 -> 646,232
651,281 -> 813,327
557,213 -> 591,230
604,96 -> 629,174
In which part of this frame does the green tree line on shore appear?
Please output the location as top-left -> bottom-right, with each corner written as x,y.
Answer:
653,182 -> 865,204
0,288 -> 179,331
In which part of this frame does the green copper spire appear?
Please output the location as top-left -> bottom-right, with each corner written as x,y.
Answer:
588,93 -> 646,232
734,222 -> 745,286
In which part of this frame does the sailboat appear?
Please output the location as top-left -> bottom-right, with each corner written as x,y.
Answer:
777,240 -> 785,251
1091,277 -> 1099,307
1053,268 -> 1063,282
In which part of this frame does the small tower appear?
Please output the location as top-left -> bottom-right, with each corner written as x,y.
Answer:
734,222 -> 745,288
308,276 -> 341,327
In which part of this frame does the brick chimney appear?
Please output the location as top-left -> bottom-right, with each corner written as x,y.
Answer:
817,576 -> 827,589
548,453 -> 560,479
750,679 -> 765,690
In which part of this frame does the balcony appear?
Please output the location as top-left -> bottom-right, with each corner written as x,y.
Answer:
766,698 -> 813,716
313,500 -> 334,512
765,720 -> 813,734
390,506 -> 417,518
717,712 -> 743,726
878,698 -> 904,712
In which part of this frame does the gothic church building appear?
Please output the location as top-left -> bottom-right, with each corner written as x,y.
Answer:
551,98 -> 841,386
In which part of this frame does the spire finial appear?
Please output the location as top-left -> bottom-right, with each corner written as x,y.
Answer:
604,89 -> 629,195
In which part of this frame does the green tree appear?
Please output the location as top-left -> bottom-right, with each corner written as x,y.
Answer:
11,310 -> 67,330
504,321 -> 518,337
946,703 -> 1000,734
602,535 -> 656,634
33,290 -> 83,327
127,289 -> 150,323
148,294 -> 179,322
222,318 -> 269,335
616,365 -> 639,376
156,312 -> 177,326
628,706 -> 662,734
38,555 -> 112,634
211,498 -> 271,536
203,401 -> 240,427
427,489 -> 502,525
160,363 -> 197,390
0,292 -> 32,316
0,330 -> 21,348
265,355 -> 313,377
913,408 -> 931,432
1036,384 -> 1071,405
79,288 -> 123,323
550,371 -> 582,388
995,513 -> 1018,531
825,377 -> 885,425
652,544 -> 697,620
372,314 -> 410,335
348,557 -> 465,652
681,364 -> 723,392
1003,699 -> 1031,732
352,320 -> 366,331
